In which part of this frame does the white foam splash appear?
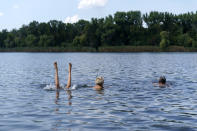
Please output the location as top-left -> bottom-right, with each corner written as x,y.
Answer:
71,84 -> 78,90
43,84 -> 79,91
43,84 -> 56,91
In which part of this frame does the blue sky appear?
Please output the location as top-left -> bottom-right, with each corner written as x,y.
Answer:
0,0 -> 197,30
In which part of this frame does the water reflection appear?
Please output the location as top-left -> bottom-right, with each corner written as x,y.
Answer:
55,90 -> 60,101
55,90 -> 60,112
96,90 -> 104,95
66,90 -> 72,106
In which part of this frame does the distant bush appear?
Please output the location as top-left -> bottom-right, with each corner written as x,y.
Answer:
177,34 -> 193,47
160,31 -> 169,49
192,40 -> 197,48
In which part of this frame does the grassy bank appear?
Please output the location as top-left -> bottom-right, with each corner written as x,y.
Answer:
0,46 -> 197,52
99,46 -> 160,52
99,46 -> 197,52
0,47 -> 96,52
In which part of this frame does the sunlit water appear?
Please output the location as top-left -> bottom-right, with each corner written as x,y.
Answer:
1,53 -> 197,131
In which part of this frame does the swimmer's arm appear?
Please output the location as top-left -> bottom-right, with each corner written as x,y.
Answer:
66,63 -> 72,89
54,62 -> 60,89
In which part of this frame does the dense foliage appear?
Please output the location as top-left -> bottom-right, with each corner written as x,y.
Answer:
1,11 -> 197,50
160,31 -> 170,49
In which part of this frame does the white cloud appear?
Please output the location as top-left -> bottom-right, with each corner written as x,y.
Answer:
13,5 -> 20,9
0,12 -> 4,16
65,15 -> 80,23
78,0 -> 108,9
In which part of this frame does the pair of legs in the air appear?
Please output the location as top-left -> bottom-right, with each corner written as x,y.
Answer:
54,62 -> 72,89
54,62 -> 104,90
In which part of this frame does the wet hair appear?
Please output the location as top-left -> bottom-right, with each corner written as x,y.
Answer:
159,76 -> 166,84
95,76 -> 104,86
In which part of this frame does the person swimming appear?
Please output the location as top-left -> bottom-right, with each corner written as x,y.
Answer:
158,76 -> 166,86
153,76 -> 168,87
93,76 -> 104,90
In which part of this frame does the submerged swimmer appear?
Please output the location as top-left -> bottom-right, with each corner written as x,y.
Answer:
54,62 -> 72,89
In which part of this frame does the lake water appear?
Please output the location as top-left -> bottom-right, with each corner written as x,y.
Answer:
1,53 -> 197,131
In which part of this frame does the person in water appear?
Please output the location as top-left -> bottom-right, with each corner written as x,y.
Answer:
93,76 -> 104,90
158,76 -> 166,87
153,76 -> 167,87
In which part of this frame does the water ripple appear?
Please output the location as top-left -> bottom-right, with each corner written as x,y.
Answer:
1,53 -> 197,130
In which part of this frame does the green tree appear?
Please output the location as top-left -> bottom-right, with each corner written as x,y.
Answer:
38,35 -> 54,47
100,15 -> 115,46
160,31 -> 170,49
72,34 -> 87,47
4,33 -> 15,48
177,34 -> 193,47
192,40 -> 197,48
25,34 -> 37,47
0,29 -> 8,48
0,10 -> 197,50
14,37 -> 23,47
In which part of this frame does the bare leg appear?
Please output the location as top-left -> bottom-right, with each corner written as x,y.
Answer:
66,63 -> 72,89
54,62 -> 60,89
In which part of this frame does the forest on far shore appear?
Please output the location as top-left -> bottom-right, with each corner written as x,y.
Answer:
0,10 -> 197,51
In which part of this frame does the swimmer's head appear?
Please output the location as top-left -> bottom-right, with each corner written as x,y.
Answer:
159,76 -> 166,84
95,76 -> 104,86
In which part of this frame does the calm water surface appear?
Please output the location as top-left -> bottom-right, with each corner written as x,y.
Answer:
1,53 -> 197,131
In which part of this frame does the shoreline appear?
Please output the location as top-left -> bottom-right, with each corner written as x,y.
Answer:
0,46 -> 197,52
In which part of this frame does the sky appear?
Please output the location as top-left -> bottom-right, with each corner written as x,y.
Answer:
0,0 -> 197,30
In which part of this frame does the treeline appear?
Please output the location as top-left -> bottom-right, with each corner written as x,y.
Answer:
1,11 -> 197,50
